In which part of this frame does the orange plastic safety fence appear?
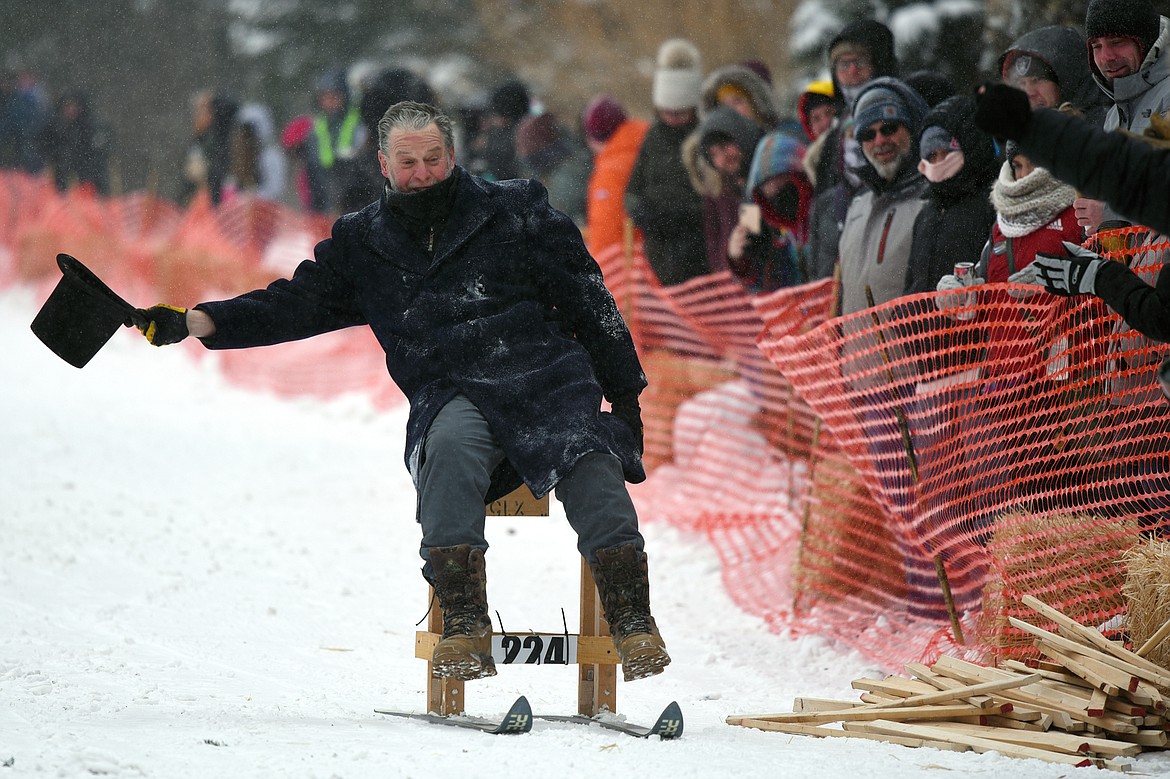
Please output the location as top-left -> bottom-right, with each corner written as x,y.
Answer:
0,172 -> 401,409
753,230 -> 1169,666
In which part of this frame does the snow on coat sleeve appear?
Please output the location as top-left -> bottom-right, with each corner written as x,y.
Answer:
194,214 -> 368,349
520,179 -> 647,401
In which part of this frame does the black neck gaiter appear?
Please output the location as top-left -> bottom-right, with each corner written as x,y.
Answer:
383,168 -> 460,254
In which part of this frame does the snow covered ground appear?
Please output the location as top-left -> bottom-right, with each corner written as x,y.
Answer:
4,285 -> 1169,778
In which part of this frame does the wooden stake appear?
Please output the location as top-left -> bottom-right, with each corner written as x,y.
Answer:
934,554 -> 965,645
726,703 -> 998,726
1021,594 -> 1170,682
734,718 -> 969,752
1137,612 -> 1170,658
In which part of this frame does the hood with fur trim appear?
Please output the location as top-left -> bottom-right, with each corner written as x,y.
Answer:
698,64 -> 781,128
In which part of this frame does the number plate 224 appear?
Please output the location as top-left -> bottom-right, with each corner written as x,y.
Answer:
490,634 -> 578,665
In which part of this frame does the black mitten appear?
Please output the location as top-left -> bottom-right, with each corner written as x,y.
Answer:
609,392 -> 644,455
974,83 -> 1033,141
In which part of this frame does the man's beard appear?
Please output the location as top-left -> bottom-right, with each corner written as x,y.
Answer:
865,146 -> 906,182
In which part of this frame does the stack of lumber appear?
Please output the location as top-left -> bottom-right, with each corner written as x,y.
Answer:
728,595 -> 1170,771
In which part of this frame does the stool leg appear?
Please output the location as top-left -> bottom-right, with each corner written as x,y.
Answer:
425,586 -> 465,715
578,558 -> 617,716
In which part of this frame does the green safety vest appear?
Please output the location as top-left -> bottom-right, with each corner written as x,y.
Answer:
313,107 -> 361,169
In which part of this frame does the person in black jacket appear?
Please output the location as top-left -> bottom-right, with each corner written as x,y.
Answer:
129,101 -> 671,684
975,83 -> 1170,345
39,89 -> 110,194
904,95 -> 999,295
625,38 -> 708,286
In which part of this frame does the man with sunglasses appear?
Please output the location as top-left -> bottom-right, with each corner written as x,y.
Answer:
837,77 -> 930,316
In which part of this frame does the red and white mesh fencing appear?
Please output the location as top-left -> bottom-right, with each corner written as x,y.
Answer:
6,170 -> 1166,670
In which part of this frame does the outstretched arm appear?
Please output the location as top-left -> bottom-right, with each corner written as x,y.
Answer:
975,83 -> 1170,235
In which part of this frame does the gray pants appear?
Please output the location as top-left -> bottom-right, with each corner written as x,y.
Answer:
416,395 -> 643,570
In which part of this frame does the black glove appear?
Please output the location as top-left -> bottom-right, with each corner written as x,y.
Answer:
134,304 -> 190,345
609,393 -> 644,455
1031,241 -> 1106,296
973,82 -> 1033,142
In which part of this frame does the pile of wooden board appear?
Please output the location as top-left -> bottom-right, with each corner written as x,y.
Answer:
727,595 -> 1170,771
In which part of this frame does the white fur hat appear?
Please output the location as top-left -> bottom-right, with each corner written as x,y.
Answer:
652,39 -> 703,111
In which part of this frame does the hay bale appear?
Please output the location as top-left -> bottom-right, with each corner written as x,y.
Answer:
1122,540 -> 1170,674
792,450 -> 907,610
976,508 -> 1139,663
640,349 -> 737,470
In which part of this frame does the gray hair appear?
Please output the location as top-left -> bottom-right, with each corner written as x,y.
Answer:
377,101 -> 455,153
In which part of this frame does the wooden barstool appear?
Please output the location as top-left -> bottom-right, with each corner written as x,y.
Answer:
416,483 -> 619,716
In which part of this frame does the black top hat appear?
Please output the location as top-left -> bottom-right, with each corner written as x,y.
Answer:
31,254 -> 138,368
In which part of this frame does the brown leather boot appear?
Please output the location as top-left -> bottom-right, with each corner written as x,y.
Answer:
428,544 -> 496,681
590,543 -> 671,682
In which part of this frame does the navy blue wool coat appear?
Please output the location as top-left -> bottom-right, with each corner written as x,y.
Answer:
196,167 -> 647,500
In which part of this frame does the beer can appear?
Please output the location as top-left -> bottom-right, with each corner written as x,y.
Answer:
952,262 -> 976,320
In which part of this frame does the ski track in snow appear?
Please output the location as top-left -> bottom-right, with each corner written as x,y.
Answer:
4,286 -> 1170,778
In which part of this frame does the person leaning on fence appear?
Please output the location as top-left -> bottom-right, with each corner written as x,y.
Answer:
932,139 -> 1081,539
978,85 -> 1170,527
976,84 -> 1170,342
837,77 -> 929,315
935,140 -> 1080,309
834,78 -> 966,618
128,100 -> 671,683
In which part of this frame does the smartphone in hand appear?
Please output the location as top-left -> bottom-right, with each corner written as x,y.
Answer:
739,203 -> 761,234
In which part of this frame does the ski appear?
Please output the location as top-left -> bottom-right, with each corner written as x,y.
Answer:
375,695 -> 532,734
535,700 -> 684,739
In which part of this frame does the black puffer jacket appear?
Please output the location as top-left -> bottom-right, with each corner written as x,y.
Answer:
1016,107 -> 1170,235
904,96 -> 999,295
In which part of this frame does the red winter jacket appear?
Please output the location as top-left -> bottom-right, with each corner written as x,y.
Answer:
984,204 -> 1082,281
